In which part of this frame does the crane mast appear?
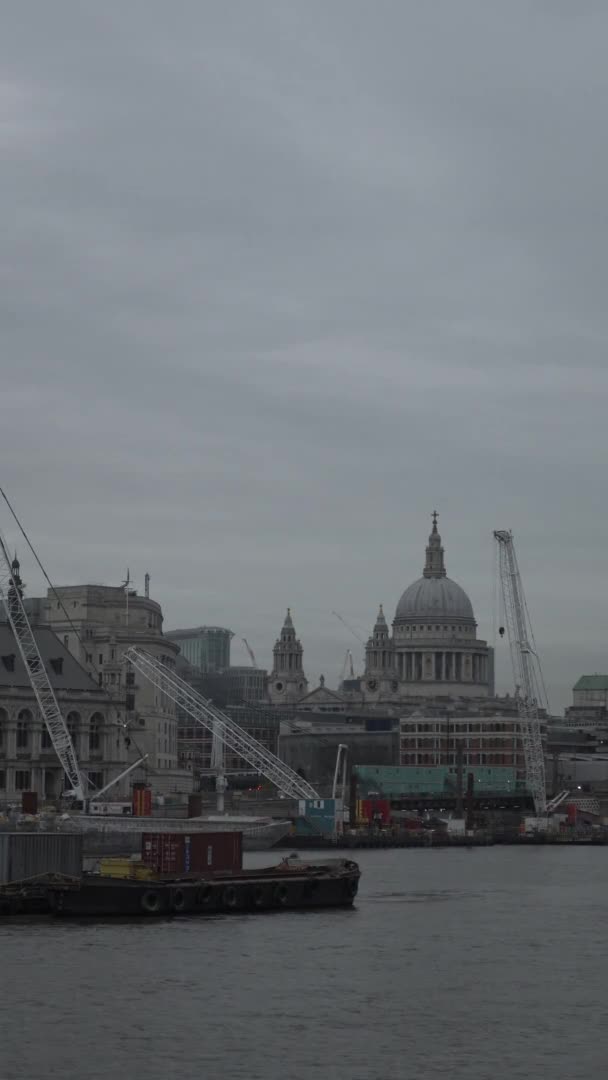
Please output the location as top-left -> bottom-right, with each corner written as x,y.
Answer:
124,646 -> 320,801
0,533 -> 85,802
494,530 -> 547,817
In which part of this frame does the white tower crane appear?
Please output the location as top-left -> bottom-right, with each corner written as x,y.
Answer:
494,530 -> 547,817
124,646 -> 320,800
0,533 -> 85,802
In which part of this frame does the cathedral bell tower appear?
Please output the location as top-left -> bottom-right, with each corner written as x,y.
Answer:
364,604 -> 397,699
267,609 -> 308,704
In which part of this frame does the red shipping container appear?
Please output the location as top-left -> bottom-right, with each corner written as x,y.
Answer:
359,798 -> 390,824
132,787 -> 152,817
141,831 -> 242,876
373,799 -> 391,825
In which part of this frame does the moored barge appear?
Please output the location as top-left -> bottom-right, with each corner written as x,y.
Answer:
46,857 -> 360,917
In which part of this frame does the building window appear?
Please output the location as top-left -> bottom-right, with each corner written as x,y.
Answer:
126,670 -> 135,687
86,653 -> 92,663
1,654 -> 15,672
89,714 -> 103,752
0,770 -> 5,789
88,771 -> 103,789
98,654 -> 103,665
17,709 -> 32,748
15,770 -> 31,790
126,694 -> 135,712
41,727 -> 52,750
49,657 -> 64,675
66,712 -> 80,751
111,648 -> 116,661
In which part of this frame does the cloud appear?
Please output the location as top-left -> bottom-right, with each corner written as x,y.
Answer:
2,2 -> 608,709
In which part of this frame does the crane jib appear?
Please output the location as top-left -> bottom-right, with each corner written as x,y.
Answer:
124,646 -> 320,801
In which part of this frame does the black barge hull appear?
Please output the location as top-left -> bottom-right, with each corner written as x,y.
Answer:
47,859 -> 360,918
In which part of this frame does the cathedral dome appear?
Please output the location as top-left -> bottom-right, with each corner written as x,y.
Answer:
394,514 -> 476,626
395,576 -> 474,623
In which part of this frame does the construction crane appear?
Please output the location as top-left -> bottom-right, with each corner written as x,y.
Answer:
494,530 -> 547,818
0,531 -> 86,802
0,508 -> 147,808
124,646 -> 321,801
331,743 -> 348,802
339,649 -> 355,684
241,638 -> 258,668
331,611 -> 366,644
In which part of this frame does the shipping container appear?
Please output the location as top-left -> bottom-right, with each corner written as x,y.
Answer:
0,833 -> 83,885
99,857 -> 155,881
132,787 -> 152,817
357,798 -> 391,825
141,831 -> 242,876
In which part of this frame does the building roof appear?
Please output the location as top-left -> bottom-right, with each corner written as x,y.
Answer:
0,622 -> 100,692
395,576 -> 475,623
573,676 -> 608,691
394,516 -> 475,624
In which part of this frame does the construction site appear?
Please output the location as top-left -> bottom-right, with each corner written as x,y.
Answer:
0,489 -> 604,870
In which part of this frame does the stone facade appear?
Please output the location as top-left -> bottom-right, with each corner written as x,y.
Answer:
266,516 -> 494,711
267,610 -> 308,704
361,516 -> 493,703
0,621 -> 127,801
42,583 -> 183,779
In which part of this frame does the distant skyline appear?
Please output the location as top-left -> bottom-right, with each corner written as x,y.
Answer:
3,3 -> 608,712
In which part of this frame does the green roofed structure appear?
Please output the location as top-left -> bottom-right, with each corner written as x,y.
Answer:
572,676 -> 608,707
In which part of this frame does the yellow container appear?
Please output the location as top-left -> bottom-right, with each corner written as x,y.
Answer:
98,857 -> 154,881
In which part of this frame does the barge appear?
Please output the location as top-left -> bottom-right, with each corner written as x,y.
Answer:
46,857 -> 360,917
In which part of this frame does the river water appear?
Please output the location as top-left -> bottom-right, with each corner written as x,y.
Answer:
1,846 -> 606,1080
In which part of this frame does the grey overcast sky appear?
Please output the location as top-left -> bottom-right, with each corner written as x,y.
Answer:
2,1 -> 607,710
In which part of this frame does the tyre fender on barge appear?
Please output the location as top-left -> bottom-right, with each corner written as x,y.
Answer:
45,858 -> 361,918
